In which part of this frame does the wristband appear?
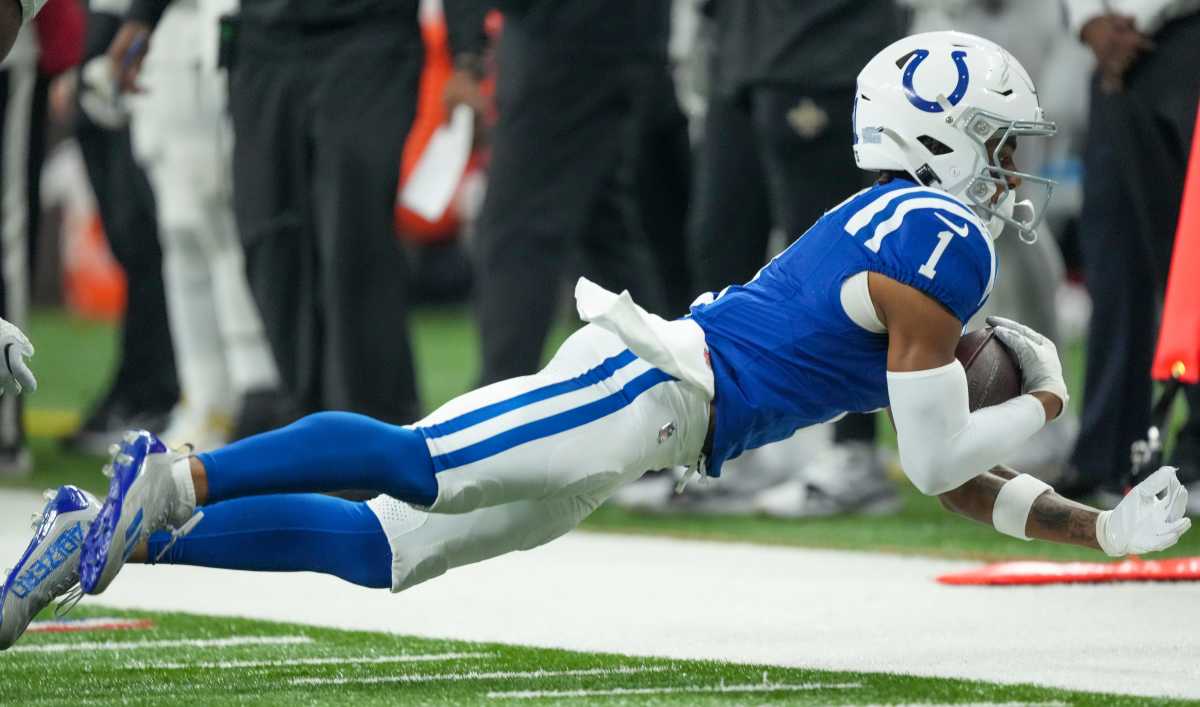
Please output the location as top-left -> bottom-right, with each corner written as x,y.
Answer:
992,473 -> 1052,540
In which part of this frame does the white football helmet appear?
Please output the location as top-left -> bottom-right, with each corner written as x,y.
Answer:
853,31 -> 1056,242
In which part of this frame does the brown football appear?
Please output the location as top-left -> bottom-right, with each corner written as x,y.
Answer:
955,327 -> 1022,411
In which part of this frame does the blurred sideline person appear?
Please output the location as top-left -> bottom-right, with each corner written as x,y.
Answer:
0,24 -> 38,474
905,0 -> 1088,482
0,1 -> 44,61
1057,0 -> 1200,508
674,0 -> 905,518
4,33 -> 1193,651
61,0 -> 180,454
1,0 -> 84,474
444,0 -> 670,385
126,0 -> 278,451
107,0 -> 462,430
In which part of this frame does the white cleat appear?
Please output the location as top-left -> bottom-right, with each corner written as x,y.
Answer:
753,442 -> 902,518
79,431 -> 201,595
0,486 -> 100,650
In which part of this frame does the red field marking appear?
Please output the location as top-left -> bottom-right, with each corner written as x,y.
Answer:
938,556 -> 1200,585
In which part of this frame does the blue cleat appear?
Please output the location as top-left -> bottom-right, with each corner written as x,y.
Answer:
0,485 -> 100,649
79,431 -> 201,596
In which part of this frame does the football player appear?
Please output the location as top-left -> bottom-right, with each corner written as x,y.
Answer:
0,31 -> 1190,649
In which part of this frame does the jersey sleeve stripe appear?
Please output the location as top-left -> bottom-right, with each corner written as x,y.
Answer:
843,186 -> 932,235
868,198 -> 986,244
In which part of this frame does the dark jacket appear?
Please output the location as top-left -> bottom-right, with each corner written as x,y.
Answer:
446,0 -> 669,59
708,0 -> 904,97
129,0 -> 418,28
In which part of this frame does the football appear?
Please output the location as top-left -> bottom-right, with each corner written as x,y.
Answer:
955,327 -> 1022,411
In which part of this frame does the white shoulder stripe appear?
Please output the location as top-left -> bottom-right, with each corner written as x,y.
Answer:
865,198 -> 987,249
844,186 -> 932,235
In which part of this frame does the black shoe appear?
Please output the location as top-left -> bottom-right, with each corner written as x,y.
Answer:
60,393 -> 171,456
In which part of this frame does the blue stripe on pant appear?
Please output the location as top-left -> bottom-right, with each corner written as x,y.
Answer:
421,349 -> 638,440
423,367 -> 675,472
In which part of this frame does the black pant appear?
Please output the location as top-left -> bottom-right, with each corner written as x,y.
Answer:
631,66 -> 692,318
229,20 -> 421,424
474,29 -> 666,384
689,85 -> 876,443
1072,14 -> 1200,486
75,104 -> 179,416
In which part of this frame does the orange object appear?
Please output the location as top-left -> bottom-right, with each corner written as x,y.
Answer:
62,212 -> 126,321
394,6 -> 496,243
938,556 -> 1200,585
1152,97 -> 1200,384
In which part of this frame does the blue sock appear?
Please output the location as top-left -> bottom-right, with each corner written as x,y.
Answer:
197,411 -> 437,506
146,493 -> 393,589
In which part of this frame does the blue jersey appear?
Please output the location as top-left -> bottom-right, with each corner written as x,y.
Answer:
690,178 -> 996,477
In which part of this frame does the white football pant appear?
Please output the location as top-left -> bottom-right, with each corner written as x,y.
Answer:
369,323 -> 711,592
130,0 -> 278,433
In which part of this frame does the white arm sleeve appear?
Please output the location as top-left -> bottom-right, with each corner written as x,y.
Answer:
887,361 -> 1046,496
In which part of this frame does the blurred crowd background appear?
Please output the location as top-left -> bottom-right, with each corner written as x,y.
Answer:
4,0 -> 1199,518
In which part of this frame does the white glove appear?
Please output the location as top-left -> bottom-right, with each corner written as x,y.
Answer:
0,319 -> 35,396
1096,466 -> 1191,557
986,316 -> 1068,419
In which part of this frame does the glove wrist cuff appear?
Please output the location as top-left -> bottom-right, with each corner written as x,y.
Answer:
1096,509 -> 1121,557
1027,382 -> 1069,419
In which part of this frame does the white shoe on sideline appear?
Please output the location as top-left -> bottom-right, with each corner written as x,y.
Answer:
754,442 -> 901,518
159,403 -> 230,452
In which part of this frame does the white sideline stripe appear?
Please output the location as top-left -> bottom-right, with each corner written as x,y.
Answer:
131,651 -> 493,670
488,681 -> 864,699
869,703 -> 1068,707
9,635 -> 313,653
290,666 -> 667,686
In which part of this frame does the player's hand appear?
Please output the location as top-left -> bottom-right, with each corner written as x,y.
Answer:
105,20 -> 151,94
1080,14 -> 1153,93
986,316 -> 1068,419
442,66 -> 486,121
1096,466 -> 1190,557
0,318 -> 34,396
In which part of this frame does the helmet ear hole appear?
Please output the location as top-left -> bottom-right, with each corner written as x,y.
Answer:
894,50 -> 919,68
917,135 -> 953,155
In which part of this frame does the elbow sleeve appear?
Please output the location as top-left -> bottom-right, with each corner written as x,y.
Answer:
888,361 -> 1046,495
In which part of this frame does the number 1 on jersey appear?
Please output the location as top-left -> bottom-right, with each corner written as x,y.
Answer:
918,230 -> 954,279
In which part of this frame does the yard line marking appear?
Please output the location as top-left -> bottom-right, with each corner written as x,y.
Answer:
26,617 -> 154,634
869,703 -> 1068,707
290,666 -> 668,686
9,635 -> 313,653
488,682 -> 863,699
131,652 -> 494,670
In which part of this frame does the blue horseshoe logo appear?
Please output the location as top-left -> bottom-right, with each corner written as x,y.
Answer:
902,49 -> 970,113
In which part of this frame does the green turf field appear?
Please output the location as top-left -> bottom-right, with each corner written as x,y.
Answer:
0,606 -> 1186,706
4,307 -> 1196,564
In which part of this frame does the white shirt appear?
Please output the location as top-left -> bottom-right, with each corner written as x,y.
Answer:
1063,0 -> 1200,37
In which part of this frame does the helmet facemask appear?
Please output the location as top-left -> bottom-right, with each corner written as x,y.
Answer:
957,109 -> 1056,243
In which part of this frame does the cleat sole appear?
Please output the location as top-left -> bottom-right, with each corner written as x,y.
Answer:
79,432 -> 165,594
